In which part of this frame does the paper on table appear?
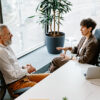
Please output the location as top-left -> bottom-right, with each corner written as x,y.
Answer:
29,99 -> 49,100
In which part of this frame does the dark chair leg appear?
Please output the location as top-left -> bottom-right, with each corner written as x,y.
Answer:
0,87 -> 6,100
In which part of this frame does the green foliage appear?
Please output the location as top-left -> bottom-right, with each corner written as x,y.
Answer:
63,97 -> 68,100
28,16 -> 35,18
30,0 -> 72,36
37,0 -> 72,24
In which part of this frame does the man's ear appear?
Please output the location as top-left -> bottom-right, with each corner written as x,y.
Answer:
0,35 -> 2,40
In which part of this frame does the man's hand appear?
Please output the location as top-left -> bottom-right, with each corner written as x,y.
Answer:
25,64 -> 36,73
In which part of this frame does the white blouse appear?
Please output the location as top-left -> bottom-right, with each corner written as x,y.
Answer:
79,37 -> 88,54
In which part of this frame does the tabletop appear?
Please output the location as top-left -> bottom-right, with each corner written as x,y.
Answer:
15,60 -> 100,100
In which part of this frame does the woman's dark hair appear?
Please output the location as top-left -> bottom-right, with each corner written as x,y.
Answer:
80,18 -> 97,32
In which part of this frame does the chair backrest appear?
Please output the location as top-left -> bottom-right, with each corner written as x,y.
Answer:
94,29 -> 100,66
94,29 -> 100,43
0,71 -> 6,100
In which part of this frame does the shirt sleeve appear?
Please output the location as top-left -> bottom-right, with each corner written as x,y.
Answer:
71,46 -> 78,54
0,49 -> 28,80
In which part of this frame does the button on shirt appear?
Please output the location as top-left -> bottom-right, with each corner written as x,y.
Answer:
0,44 -> 28,84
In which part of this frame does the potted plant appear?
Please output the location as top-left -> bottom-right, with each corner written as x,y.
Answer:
30,0 -> 72,54
63,97 -> 68,100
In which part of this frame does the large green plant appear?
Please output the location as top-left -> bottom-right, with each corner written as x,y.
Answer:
32,0 -> 72,37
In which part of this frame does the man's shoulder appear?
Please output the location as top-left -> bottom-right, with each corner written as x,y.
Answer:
0,46 -> 7,55
0,46 -> 4,51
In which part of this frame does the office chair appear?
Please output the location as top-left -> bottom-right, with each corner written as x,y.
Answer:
0,71 -> 6,100
0,71 -> 31,100
94,29 -> 100,66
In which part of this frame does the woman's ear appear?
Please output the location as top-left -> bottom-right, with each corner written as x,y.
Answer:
88,27 -> 92,32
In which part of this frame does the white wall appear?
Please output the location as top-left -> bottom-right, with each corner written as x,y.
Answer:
60,0 -> 100,41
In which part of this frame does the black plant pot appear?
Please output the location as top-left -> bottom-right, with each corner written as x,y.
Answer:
45,32 -> 65,54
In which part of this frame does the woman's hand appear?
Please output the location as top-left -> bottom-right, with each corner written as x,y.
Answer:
60,53 -> 66,58
56,47 -> 72,54
56,47 -> 64,50
61,55 -> 71,61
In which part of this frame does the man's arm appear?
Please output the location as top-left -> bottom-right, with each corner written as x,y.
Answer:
0,50 -> 28,79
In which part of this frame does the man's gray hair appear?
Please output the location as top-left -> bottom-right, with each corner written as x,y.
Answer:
0,24 -> 7,35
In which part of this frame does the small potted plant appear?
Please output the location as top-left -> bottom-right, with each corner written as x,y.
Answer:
30,0 -> 72,54
63,97 -> 68,100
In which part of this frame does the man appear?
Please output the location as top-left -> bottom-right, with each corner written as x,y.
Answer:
49,18 -> 98,72
0,24 -> 49,98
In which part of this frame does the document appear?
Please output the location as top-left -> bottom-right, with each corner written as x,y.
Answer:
29,99 -> 49,100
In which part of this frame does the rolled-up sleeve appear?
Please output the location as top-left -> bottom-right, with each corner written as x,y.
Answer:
71,46 -> 78,54
0,48 -> 28,84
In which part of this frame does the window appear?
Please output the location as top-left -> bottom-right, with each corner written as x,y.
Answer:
60,0 -> 100,41
1,0 -> 100,56
1,0 -> 45,57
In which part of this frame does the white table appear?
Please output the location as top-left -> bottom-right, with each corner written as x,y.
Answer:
15,60 -> 100,100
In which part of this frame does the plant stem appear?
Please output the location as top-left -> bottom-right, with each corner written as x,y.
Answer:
57,11 -> 60,35
50,23 -> 52,35
53,10 -> 56,37
57,0 -> 61,35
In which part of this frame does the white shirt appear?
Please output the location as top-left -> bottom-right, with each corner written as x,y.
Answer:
0,44 -> 28,84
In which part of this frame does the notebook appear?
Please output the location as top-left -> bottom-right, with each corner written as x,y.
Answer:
29,98 -> 49,100
86,67 -> 100,79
